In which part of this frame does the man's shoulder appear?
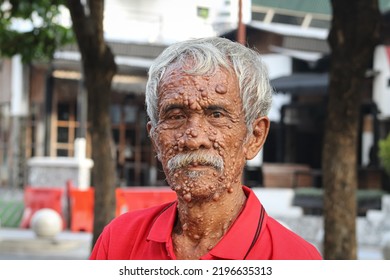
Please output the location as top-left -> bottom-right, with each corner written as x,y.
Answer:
264,216 -> 322,259
108,201 -> 176,230
90,201 -> 176,259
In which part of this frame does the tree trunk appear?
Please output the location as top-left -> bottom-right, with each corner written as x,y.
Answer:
66,0 -> 117,246
323,0 -> 381,259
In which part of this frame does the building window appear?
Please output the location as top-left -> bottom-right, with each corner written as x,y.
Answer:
0,104 -> 10,186
272,13 -> 304,26
53,101 -> 78,157
252,11 -> 267,21
309,18 -> 330,29
197,7 -> 209,19
110,95 -> 163,186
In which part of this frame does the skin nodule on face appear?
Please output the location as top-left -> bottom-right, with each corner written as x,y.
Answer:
147,62 -> 270,259
148,64 -> 255,204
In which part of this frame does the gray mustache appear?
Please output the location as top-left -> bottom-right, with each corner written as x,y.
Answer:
167,151 -> 224,174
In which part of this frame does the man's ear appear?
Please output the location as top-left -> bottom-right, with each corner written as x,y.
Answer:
245,116 -> 270,160
147,121 -> 161,160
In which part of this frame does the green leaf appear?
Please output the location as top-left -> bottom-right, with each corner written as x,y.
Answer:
0,0 -> 74,63
379,133 -> 390,176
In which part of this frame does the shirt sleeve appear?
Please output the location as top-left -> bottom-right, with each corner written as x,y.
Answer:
89,231 -> 108,260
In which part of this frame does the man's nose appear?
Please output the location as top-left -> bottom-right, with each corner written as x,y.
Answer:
178,119 -> 212,151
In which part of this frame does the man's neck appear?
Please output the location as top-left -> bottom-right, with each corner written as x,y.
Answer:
172,186 -> 247,259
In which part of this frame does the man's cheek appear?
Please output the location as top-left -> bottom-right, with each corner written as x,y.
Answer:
156,140 -> 176,163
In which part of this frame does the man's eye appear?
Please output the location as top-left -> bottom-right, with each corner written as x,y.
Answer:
211,112 -> 223,118
169,114 -> 185,120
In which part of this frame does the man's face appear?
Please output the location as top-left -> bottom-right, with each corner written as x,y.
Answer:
148,65 -> 252,202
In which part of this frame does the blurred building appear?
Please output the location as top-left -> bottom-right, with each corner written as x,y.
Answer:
1,0 -> 390,190
0,0 -> 250,188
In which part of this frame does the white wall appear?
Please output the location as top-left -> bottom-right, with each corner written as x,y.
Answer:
104,0 -> 212,43
373,45 -> 390,119
246,54 -> 292,167
103,0 -> 251,43
262,54 -> 292,123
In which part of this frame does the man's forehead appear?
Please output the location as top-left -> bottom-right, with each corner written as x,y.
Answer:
157,81 -> 241,117
159,66 -> 234,92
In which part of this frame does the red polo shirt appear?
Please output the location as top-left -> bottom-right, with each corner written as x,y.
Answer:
90,186 -> 322,260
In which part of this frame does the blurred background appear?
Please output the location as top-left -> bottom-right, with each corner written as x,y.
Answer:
1,0 -> 390,260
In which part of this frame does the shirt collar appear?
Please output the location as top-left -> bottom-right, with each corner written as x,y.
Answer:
208,186 -> 265,259
147,201 -> 177,243
146,186 -> 266,260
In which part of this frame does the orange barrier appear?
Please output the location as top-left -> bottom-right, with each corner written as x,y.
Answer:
20,186 -> 65,229
64,181 -> 177,232
67,181 -> 95,232
115,187 -> 177,216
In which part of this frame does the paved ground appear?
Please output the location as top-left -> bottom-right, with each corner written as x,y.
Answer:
0,227 -> 92,260
0,187 -> 386,260
0,227 -> 385,260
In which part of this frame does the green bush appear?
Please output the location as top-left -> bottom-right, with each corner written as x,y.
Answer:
379,133 -> 390,176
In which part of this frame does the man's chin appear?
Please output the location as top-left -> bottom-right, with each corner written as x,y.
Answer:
177,187 -> 220,203
168,173 -> 221,193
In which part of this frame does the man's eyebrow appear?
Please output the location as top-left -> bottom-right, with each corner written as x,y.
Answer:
161,103 -> 184,113
205,105 -> 230,113
160,103 -> 231,114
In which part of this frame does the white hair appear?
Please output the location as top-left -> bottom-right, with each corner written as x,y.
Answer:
145,37 -> 273,135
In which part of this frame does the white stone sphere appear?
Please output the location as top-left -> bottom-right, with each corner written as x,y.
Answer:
31,208 -> 62,238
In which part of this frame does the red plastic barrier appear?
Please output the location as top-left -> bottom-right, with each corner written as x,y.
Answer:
20,186 -> 65,229
67,183 -> 94,232
64,181 -> 177,231
116,187 -> 177,216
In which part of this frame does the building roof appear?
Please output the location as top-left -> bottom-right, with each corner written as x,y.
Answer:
53,40 -> 168,76
253,0 -> 331,15
251,0 -> 390,31
271,73 -> 328,96
253,0 -> 390,15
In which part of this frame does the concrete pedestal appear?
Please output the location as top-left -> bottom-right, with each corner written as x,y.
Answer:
25,149 -> 94,226
27,157 -> 93,190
